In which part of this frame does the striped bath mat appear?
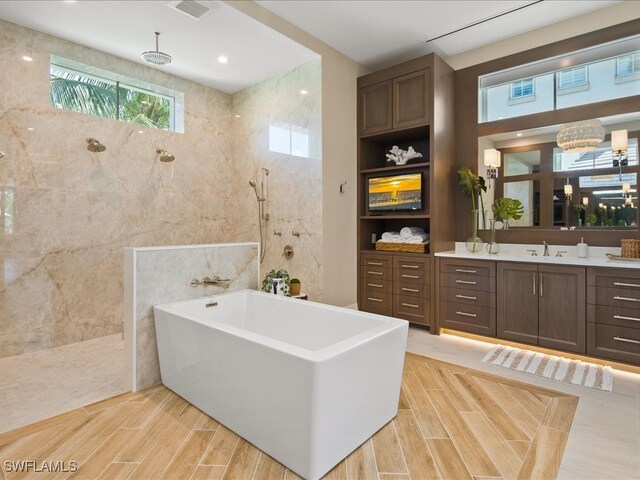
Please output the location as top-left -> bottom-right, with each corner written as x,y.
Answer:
482,345 -> 613,392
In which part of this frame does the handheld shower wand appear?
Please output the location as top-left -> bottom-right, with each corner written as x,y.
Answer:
249,179 -> 264,201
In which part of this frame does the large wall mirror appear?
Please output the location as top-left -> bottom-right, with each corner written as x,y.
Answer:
478,112 -> 639,230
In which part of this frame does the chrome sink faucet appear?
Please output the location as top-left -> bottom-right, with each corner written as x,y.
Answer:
542,241 -> 550,257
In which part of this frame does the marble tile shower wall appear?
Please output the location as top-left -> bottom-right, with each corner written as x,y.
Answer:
232,59 -> 322,300
0,20 -> 268,358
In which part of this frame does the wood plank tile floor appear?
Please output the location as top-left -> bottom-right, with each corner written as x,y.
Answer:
0,352 -> 577,480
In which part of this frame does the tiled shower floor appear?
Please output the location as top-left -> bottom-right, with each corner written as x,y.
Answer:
0,334 -> 124,433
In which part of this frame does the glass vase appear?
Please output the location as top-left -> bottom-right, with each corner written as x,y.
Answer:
465,209 -> 484,253
486,219 -> 500,255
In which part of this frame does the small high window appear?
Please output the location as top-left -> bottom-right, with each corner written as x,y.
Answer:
268,122 -> 309,158
510,78 -> 534,99
50,56 -> 184,133
558,66 -> 588,90
616,53 -> 640,77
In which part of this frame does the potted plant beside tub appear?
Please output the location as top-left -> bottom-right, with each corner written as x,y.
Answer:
289,278 -> 301,296
262,269 -> 290,295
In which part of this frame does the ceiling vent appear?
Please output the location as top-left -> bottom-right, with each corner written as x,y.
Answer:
167,0 -> 218,20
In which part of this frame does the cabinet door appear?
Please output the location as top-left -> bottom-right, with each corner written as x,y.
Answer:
393,69 -> 430,129
538,265 -> 586,353
497,263 -> 538,344
359,80 -> 392,135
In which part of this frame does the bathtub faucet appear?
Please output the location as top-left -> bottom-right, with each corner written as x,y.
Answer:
190,275 -> 231,287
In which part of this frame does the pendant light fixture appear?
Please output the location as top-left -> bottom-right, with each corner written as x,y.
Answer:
556,119 -> 605,153
141,32 -> 173,66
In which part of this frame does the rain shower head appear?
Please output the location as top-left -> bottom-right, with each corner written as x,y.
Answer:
141,32 -> 173,66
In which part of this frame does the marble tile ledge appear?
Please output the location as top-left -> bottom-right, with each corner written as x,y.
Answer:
435,242 -> 640,269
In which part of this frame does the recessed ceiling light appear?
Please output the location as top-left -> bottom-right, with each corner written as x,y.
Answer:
218,56 -> 228,64
138,130 -> 144,134
22,56 -> 33,62
63,0 -> 77,3
516,133 -> 523,137
234,114 -> 241,118
27,127 -> 34,131
300,89 -> 308,95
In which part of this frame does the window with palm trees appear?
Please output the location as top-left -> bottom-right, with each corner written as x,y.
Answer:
50,57 -> 182,132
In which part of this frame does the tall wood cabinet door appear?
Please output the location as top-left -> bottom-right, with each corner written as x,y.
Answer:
497,263 -> 539,345
359,80 -> 392,135
538,265 -> 586,353
393,69 -> 430,129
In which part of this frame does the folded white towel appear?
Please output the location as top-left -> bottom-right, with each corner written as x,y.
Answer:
377,237 -> 404,244
405,233 -> 429,243
405,237 -> 430,244
381,231 -> 400,241
400,226 -> 425,238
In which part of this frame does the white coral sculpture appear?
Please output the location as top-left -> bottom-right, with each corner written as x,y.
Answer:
385,145 -> 423,165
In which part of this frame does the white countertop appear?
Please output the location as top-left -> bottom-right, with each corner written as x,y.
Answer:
435,242 -> 640,269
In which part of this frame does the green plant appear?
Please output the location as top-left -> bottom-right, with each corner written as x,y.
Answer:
457,166 -> 486,215
571,203 -> 583,215
262,269 -> 290,295
491,197 -> 524,223
586,213 -> 597,225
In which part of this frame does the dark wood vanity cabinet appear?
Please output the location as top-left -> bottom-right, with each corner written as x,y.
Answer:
358,69 -> 430,136
360,252 -> 430,325
587,268 -> 640,365
439,259 -> 496,336
360,252 -> 393,316
439,258 -> 640,365
497,263 -> 586,353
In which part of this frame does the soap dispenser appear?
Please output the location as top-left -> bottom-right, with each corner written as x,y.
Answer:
577,237 -> 588,258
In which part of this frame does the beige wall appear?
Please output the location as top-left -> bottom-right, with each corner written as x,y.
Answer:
446,2 -> 640,70
232,59 -> 323,300
0,17 -> 323,358
226,1 -> 367,307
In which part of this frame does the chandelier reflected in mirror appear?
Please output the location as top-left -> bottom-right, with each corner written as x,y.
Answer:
556,119 -> 605,152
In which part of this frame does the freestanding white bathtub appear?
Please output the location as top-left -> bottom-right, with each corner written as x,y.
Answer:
153,289 -> 408,480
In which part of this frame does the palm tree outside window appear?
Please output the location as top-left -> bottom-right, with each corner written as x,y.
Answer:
50,59 -> 181,132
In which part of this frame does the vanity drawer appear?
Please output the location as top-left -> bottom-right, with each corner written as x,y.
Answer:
441,260 -> 495,278
587,322 -> 640,365
393,256 -> 429,273
587,267 -> 640,287
590,286 -> 640,310
440,300 -> 496,336
362,277 -> 393,294
588,304 -> 640,329
393,295 -> 429,325
360,265 -> 392,280
394,281 -> 429,298
361,253 -> 392,269
360,291 -> 392,316
440,287 -> 494,308
441,273 -> 495,292
394,267 -> 428,285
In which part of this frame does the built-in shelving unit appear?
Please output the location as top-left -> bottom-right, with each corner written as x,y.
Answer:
357,53 -> 456,330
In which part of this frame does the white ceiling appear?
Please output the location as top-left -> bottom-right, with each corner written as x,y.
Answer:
257,0 -> 621,70
0,0 -> 623,94
0,0 -> 318,93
